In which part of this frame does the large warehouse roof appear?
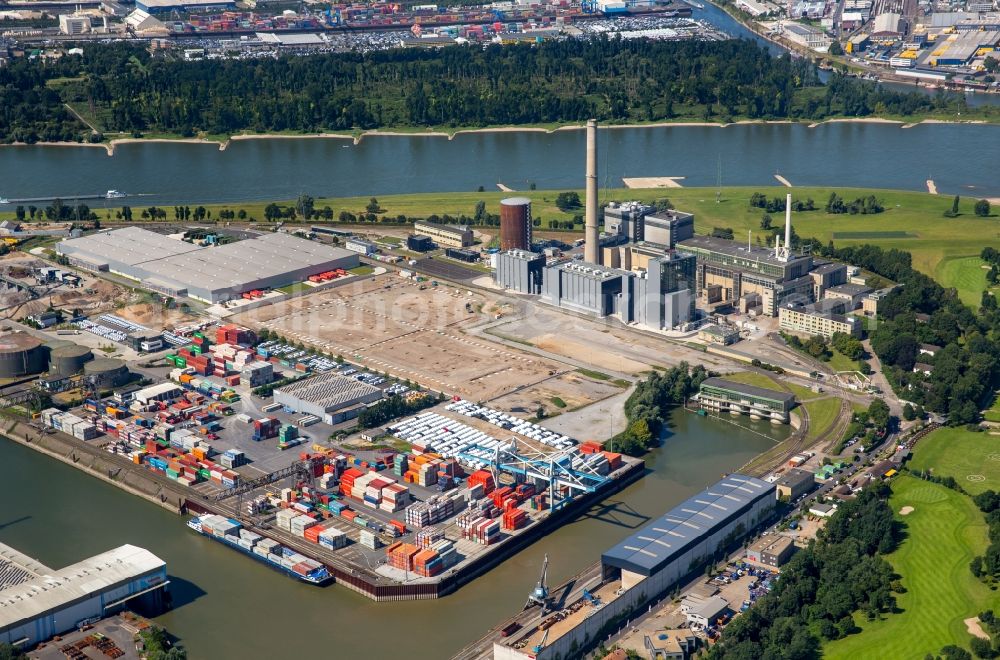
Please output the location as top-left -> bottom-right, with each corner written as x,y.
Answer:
276,371 -> 381,412
137,232 -> 353,291
58,226 -> 201,267
601,474 -> 773,576
56,228 -> 358,302
0,544 -> 165,629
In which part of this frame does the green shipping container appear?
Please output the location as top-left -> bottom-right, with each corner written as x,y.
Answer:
198,468 -> 210,478
175,357 -> 187,367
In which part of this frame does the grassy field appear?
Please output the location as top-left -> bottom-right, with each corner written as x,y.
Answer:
825,476 -> 994,659
935,256 -> 992,307
803,396 -> 842,442
719,371 -> 783,390
908,427 -> 1000,495
985,397 -> 1000,423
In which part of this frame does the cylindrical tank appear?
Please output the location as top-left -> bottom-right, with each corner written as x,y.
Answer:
500,197 -> 532,251
84,357 -> 129,388
50,344 -> 94,376
0,332 -> 47,377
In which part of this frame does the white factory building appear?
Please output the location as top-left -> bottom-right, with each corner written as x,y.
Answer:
56,227 -> 358,303
274,372 -> 383,424
0,543 -> 168,648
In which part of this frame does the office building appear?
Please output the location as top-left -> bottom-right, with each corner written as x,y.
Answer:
412,221 -> 474,248
746,535 -> 795,567
809,262 -> 848,299
776,468 -> 815,500
779,299 -> 861,339
824,283 -> 873,310
345,238 -> 377,256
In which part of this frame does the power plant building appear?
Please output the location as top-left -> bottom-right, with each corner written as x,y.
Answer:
603,202 -> 652,243
624,252 -> 698,329
601,474 -> 775,590
644,210 -> 695,248
0,542 -> 169,647
494,249 -> 546,295
696,377 -> 796,423
678,235 -> 815,317
55,228 -> 359,303
499,197 -> 532,251
541,261 -> 627,317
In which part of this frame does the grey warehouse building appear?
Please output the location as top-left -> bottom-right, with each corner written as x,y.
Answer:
56,228 -> 358,303
494,249 -> 546,294
274,372 -> 383,423
602,474 -> 776,591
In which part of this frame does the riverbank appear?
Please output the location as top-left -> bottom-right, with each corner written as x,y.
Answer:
3,115 -> 999,155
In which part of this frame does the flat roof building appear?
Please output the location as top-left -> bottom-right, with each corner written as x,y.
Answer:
541,260 -> 627,317
136,0 -> 235,12
698,324 -> 741,345
779,299 -> 861,339
746,534 -> 795,567
776,468 -> 815,500
0,543 -> 168,647
412,221 -> 473,248
273,372 -> 382,422
824,282 -> 873,310
56,228 -> 358,303
697,377 -> 796,423
602,474 -> 775,590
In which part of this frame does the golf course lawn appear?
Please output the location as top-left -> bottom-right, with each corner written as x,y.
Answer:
908,427 -> 1000,495
935,255 -> 991,307
824,475 -> 995,659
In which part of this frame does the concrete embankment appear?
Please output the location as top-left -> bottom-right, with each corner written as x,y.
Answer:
1,419 -> 187,514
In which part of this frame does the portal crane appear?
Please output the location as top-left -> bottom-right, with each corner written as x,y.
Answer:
525,554 -> 551,611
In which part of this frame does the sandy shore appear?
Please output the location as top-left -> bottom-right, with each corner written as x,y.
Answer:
1,116 -> 996,153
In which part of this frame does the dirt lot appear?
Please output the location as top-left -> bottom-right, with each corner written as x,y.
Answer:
490,305 -> 737,376
488,371 -> 624,416
115,302 -> 199,330
232,274 -> 568,399
0,253 -> 132,320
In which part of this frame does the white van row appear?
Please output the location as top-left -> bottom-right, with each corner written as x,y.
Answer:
387,411 -> 514,472
444,399 -> 576,450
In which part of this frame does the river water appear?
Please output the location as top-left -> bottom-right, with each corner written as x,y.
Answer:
2,120 -> 999,205
0,410 -> 781,658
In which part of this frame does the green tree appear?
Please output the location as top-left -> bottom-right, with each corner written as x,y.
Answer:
975,199 -> 991,217
554,192 -> 582,211
902,402 -> 915,421
366,197 -> 381,214
760,214 -> 772,230
945,195 -> 961,218
829,41 -> 844,56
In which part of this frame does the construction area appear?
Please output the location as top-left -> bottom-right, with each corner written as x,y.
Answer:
232,273 -> 571,401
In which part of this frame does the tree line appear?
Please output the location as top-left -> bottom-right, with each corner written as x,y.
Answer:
800,240 -> 996,425
0,39 -> 989,142
708,483 -> 902,659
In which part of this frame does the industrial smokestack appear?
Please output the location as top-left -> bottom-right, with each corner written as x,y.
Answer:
584,119 -> 599,265
784,193 -> 792,257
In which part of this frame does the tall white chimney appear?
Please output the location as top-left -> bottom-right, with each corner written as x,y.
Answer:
584,119 -> 599,265
784,193 -> 792,258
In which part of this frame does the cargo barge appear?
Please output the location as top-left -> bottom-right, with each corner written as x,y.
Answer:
186,514 -> 333,586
